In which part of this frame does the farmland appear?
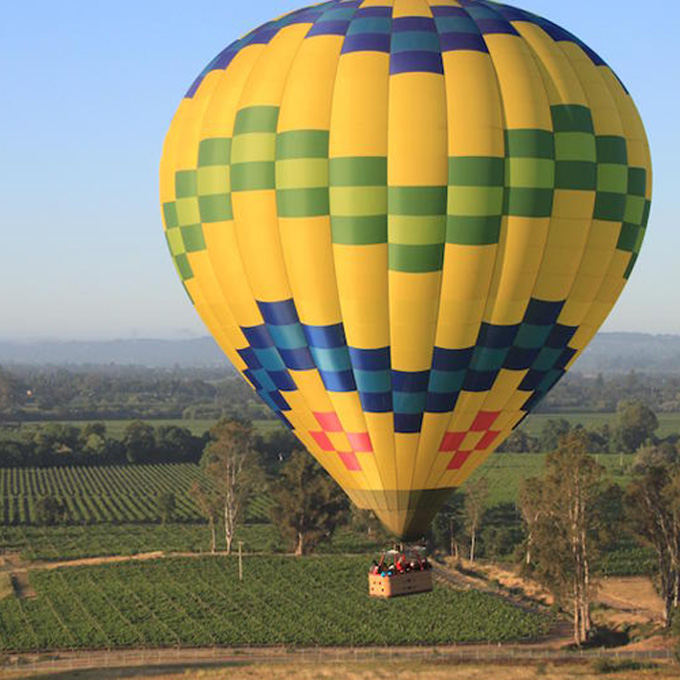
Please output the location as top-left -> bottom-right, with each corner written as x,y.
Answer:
0,556 -> 551,652
464,452 -> 636,506
0,463 -> 207,525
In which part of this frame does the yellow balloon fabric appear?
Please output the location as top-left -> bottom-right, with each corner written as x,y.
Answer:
160,0 -> 652,539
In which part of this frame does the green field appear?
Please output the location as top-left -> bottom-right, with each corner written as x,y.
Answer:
0,523 -> 282,561
5,410 -> 680,441
464,452 -> 635,506
0,463 -> 208,525
520,411 -> 680,439
0,556 -> 551,651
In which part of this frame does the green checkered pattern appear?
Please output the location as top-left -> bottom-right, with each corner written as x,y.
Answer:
162,134 -> 233,287
329,157 -> 388,245
163,103 -> 650,284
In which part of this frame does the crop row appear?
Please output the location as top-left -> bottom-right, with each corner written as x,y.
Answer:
0,464 -> 207,525
0,556 -> 551,652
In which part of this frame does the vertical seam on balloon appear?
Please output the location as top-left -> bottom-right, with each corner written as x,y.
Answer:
269,6 -> 381,500
323,0 -> 393,513
513,22 -> 606,383
449,12 -> 571,454
425,1 -> 508,494
400,0 -> 449,523
225,25 -> 353,491
282,2 -> 386,510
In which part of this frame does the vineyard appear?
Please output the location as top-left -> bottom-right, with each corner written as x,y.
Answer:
0,556 -> 551,651
0,523 -> 281,561
0,464 -> 208,525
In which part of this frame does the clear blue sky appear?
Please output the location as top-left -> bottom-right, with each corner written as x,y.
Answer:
2,1 -> 676,340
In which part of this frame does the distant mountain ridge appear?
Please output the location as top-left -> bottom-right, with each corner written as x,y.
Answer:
1,332 -> 680,373
0,337 -> 225,368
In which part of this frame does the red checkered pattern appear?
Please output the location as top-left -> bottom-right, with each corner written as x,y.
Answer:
439,411 -> 501,470
310,411 -> 374,471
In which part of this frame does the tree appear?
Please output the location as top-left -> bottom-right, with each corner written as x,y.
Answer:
520,430 -> 607,646
464,477 -> 488,562
155,491 -> 176,525
270,450 -> 348,555
35,495 -> 66,526
539,418 -> 571,452
614,401 -> 659,453
189,480 -> 220,553
519,477 -> 544,567
202,420 -> 259,554
123,421 -> 156,463
625,465 -> 680,626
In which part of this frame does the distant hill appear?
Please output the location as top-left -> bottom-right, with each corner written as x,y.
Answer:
0,337 -> 225,368
573,332 -> 680,374
1,332 -> 680,373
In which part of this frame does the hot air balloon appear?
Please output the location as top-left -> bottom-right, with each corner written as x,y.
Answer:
160,0 -> 651,542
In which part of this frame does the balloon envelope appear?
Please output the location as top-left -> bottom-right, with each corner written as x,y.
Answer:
160,0 -> 651,539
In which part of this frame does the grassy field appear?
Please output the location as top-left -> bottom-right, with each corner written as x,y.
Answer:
464,452 -> 635,506
0,555 -> 551,651
4,410 -> 680,441
520,411 -> 680,439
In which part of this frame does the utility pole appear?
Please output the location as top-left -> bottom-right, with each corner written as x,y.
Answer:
238,540 -> 243,582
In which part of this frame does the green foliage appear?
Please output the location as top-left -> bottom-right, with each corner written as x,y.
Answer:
614,401 -> 659,453
155,491 -> 176,525
0,464 -> 210,525
0,556 -> 552,652
270,451 -> 349,554
34,495 -> 66,526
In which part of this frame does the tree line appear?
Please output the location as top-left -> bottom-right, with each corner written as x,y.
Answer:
0,420 -> 300,469
3,364 -> 680,423
498,400 -> 670,454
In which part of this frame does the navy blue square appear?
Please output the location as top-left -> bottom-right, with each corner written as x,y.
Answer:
524,299 -> 564,326
546,324 -> 577,349
257,299 -> 299,326
349,346 -> 390,371
320,370 -> 356,392
269,370 -> 297,392
279,347 -> 315,371
237,347 -> 262,370
359,391 -> 393,413
432,347 -> 473,372
307,20 -> 351,37
519,370 -> 547,392
464,370 -> 497,392
475,18 -> 519,35
504,346 -> 540,371
341,33 -> 391,53
439,32 -> 488,52
477,323 -> 519,349
241,325 -> 274,349
303,323 -> 347,349
394,412 -> 423,434
268,391 -> 291,411
392,370 -> 430,393
393,16 -> 436,32
426,391 -> 459,413
390,51 -> 444,75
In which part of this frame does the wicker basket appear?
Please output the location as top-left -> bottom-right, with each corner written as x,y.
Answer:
368,569 -> 433,598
